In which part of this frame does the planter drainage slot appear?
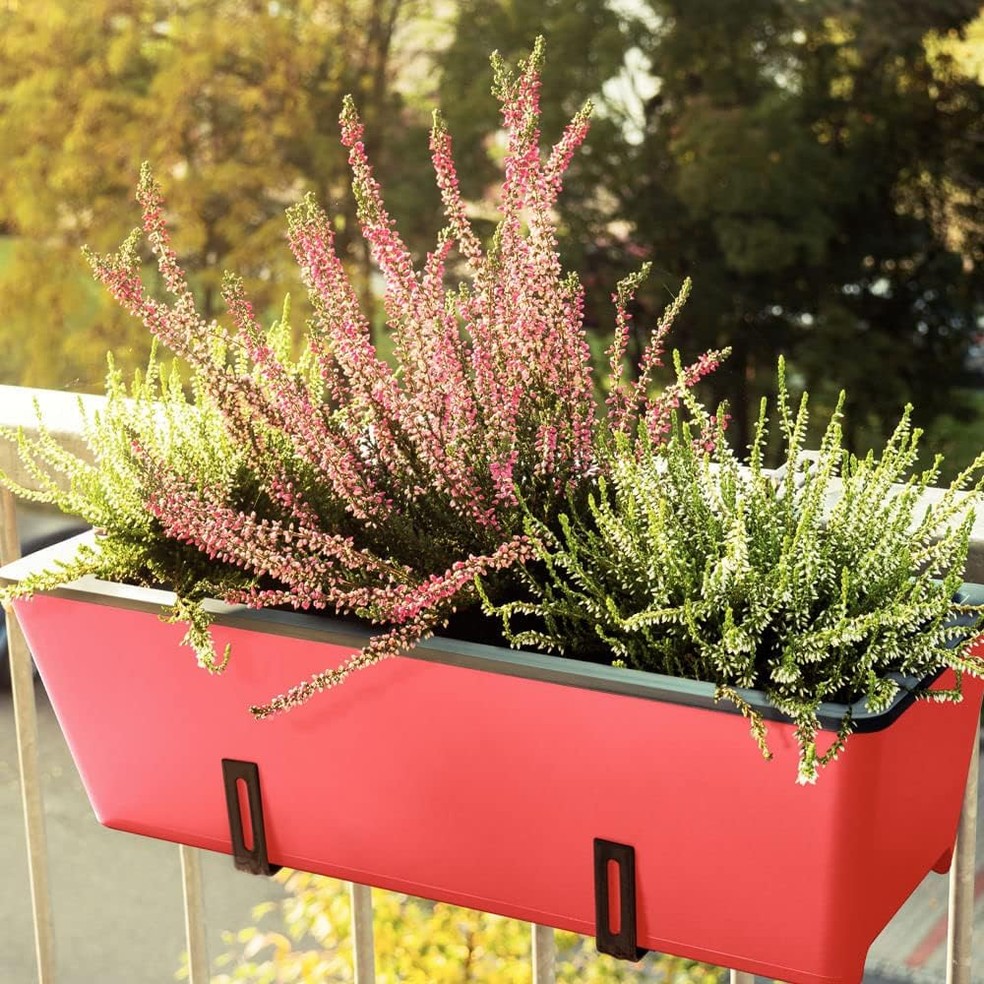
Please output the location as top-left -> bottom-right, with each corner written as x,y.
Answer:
222,759 -> 281,876
593,838 -> 648,961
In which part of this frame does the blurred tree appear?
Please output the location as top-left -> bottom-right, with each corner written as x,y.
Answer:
606,0 -> 983,451
0,0 -> 442,390
189,868 -> 723,982
0,0 -> 159,388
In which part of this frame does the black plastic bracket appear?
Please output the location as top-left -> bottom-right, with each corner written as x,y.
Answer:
222,759 -> 281,876
594,838 -> 649,961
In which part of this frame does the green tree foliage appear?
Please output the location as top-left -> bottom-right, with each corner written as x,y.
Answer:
191,869 -> 723,982
615,0 -> 984,451
0,0 -> 441,390
0,0 -> 159,387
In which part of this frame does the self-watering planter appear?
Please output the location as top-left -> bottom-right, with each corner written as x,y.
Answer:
4,534 -> 983,984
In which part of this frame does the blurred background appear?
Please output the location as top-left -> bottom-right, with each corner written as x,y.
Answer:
1,0 -> 982,474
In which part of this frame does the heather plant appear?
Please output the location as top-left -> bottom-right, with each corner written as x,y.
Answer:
0,39 -> 722,716
0,347 -> 263,664
483,360 -> 984,783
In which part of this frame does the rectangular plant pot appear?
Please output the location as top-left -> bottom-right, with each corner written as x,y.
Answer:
4,534 -> 983,984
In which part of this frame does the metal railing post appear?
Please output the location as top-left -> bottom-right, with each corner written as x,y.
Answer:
350,882 -> 376,983
532,923 -> 555,984
1,489 -> 57,983
947,718 -> 980,984
179,845 -> 209,983
730,972 -> 755,983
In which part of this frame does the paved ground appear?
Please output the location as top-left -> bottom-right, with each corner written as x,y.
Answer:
0,684 -> 284,984
3,679 -> 984,984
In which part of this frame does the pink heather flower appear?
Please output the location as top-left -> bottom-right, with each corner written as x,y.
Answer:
543,103 -> 592,205
136,162 -> 193,303
87,38 -> 721,717
644,349 -> 729,441
430,114 -> 484,268
248,615 -> 439,719
248,535 -> 535,718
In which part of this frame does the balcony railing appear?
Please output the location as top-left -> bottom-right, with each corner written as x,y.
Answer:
1,382 -> 982,984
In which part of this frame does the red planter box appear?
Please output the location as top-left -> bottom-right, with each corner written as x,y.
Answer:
4,535 -> 983,984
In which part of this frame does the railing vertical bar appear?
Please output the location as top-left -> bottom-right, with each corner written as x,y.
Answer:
350,881 -> 376,983
532,923 -> 556,984
179,845 -> 209,983
946,717 -> 980,984
1,489 -> 57,983
730,972 -> 756,983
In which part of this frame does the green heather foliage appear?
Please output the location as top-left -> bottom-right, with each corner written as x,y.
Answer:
485,361 -> 984,783
0,346 -> 262,666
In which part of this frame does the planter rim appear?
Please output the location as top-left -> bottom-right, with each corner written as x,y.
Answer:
4,531 -> 983,733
